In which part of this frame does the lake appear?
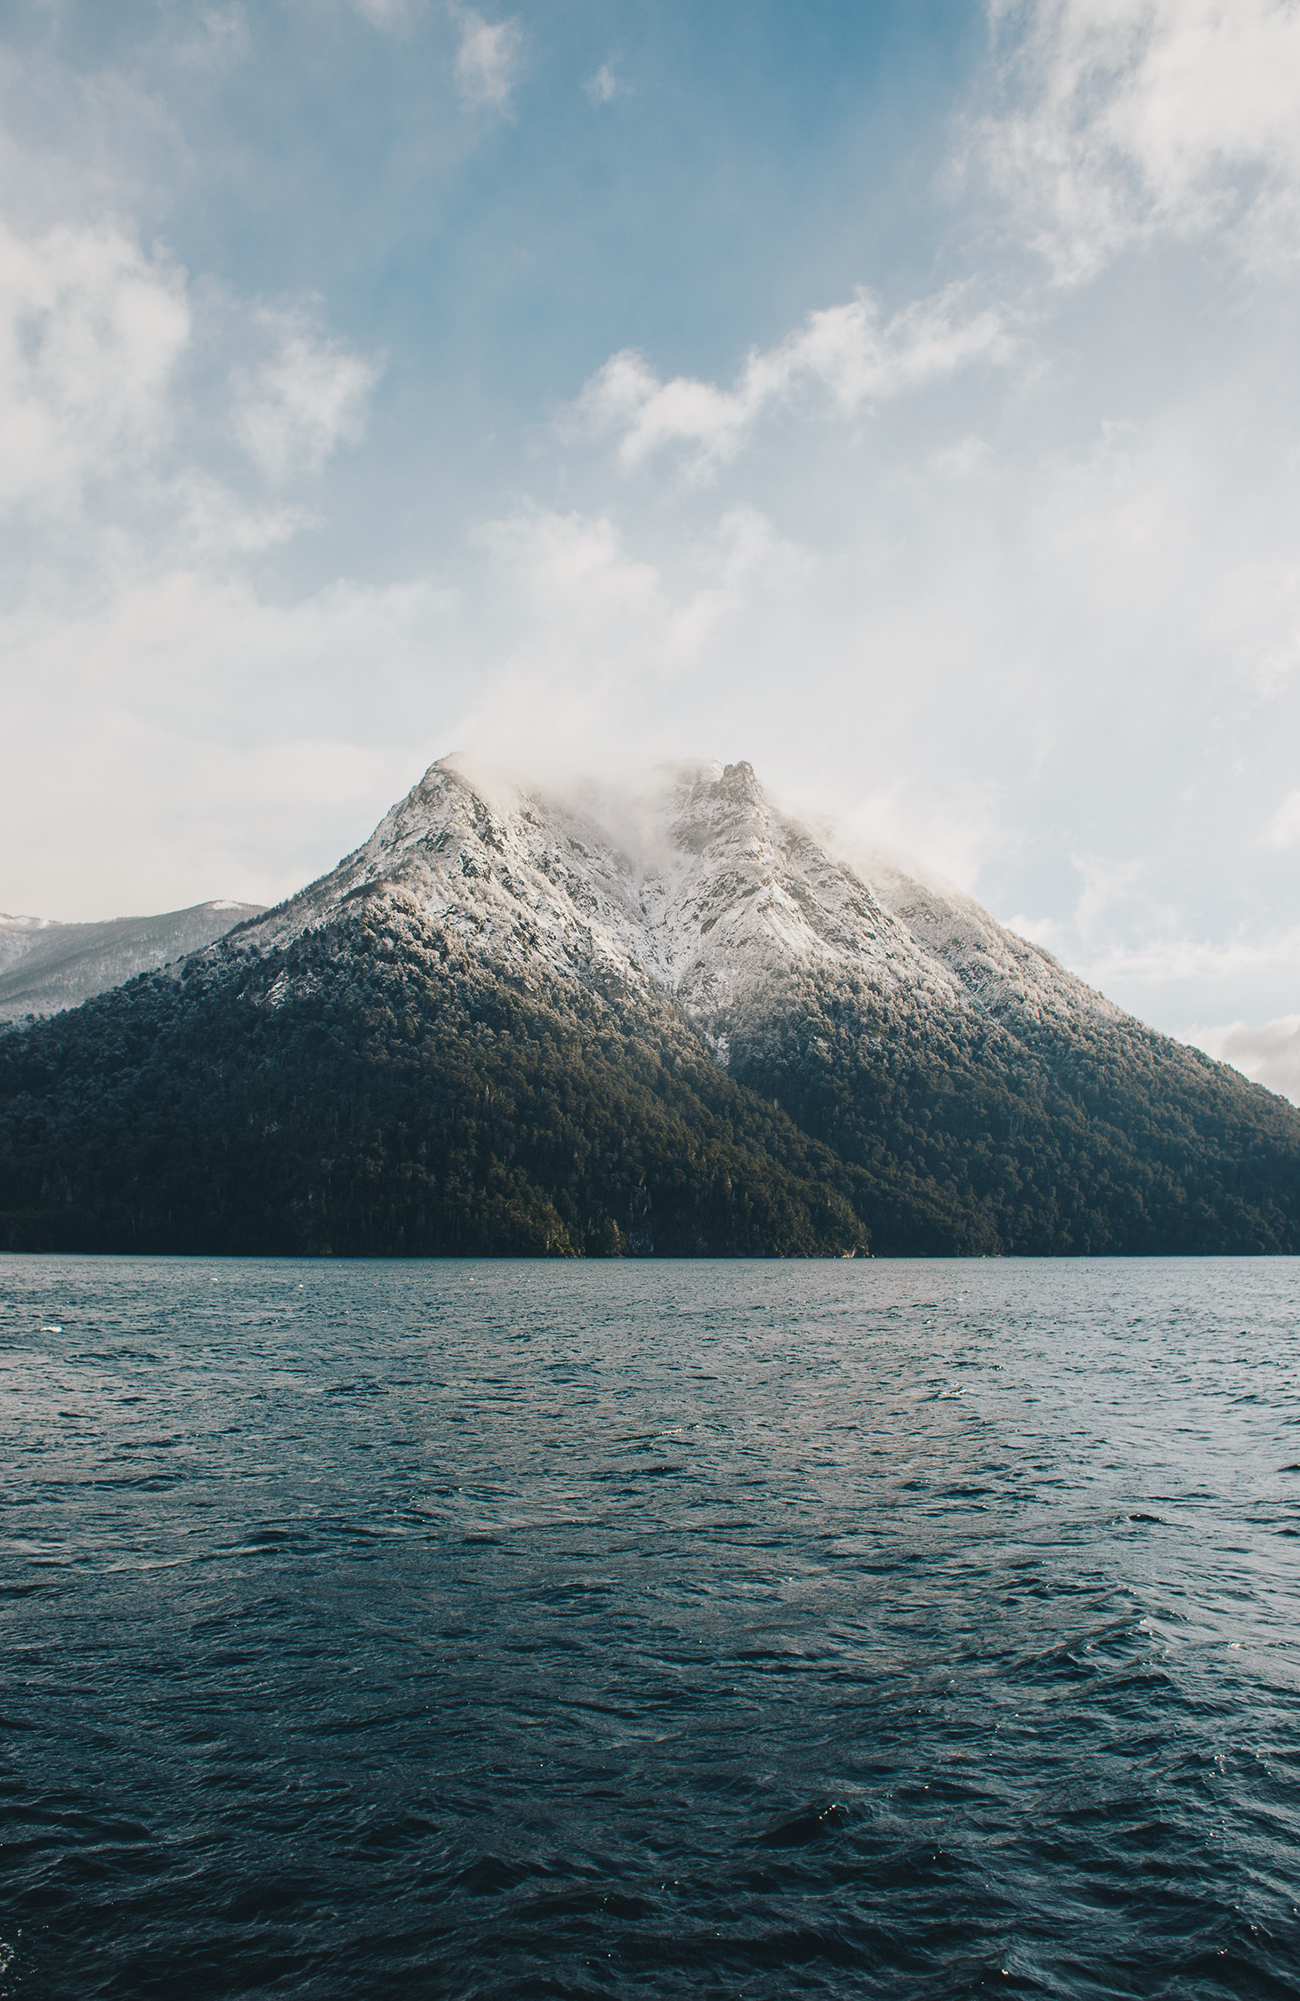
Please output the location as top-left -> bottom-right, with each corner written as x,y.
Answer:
1,1255 -> 1298,1998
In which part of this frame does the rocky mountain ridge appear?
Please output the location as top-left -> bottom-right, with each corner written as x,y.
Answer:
0,900 -> 263,1023
233,755 -> 1114,1044
2,756 -> 1297,1258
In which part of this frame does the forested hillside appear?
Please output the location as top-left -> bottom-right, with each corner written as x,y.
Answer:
3,885 -> 1298,1258
723,971 -> 1300,1255
0,902 -> 868,1257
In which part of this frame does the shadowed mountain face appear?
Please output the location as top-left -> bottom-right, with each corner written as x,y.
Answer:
1,760 -> 1297,1257
0,901 -> 264,1022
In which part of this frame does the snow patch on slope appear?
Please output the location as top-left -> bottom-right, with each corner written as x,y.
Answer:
865,863 -> 1122,1032
238,753 -> 1116,1041
0,901 -> 265,1021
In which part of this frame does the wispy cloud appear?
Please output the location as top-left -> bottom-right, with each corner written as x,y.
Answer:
569,285 -> 1014,475
0,217 -> 190,516
456,502 -> 811,779
232,313 -> 379,485
0,109 -> 397,915
978,0 -> 1300,278
585,62 -> 621,106
0,209 -> 379,529
1262,788 -> 1300,849
1078,927 -> 1300,987
451,5 -> 522,109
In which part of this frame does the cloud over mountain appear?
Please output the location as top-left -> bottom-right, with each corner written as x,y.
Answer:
2,0 -> 1300,1055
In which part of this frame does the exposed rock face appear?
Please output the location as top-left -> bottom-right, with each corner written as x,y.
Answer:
0,901 -> 264,1023
2,756 -> 1297,1258
224,755 -> 1118,1061
234,756 -> 1056,1017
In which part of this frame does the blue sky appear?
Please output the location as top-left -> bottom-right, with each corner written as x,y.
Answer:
4,0 -> 1300,1093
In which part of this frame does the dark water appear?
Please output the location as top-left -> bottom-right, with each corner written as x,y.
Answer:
2,1257 -> 1299,1999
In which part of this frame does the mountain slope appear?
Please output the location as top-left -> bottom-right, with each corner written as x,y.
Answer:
0,896 -> 868,1256
1,757 -> 1297,1256
0,901 -> 264,1022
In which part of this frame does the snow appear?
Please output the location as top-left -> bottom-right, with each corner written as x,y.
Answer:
241,756 -> 1116,1039
0,902 -> 265,1022
0,914 -> 60,980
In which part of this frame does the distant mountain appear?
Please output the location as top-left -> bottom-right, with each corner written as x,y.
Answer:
1,759 -> 1297,1257
0,901 -> 264,1023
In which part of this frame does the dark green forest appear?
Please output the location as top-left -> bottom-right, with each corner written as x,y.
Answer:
724,973 -> 1300,1253
0,904 -> 868,1257
2,895 -> 1298,1256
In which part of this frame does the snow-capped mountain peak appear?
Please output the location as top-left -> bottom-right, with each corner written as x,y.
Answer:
239,753 -> 1122,1043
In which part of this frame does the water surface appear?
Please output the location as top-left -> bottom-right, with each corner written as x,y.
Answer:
2,1256 -> 1298,1997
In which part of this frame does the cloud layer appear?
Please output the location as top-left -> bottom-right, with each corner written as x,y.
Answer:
0,109 -> 406,917
2,0 -> 1299,1064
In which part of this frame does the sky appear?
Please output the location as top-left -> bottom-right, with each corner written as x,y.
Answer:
3,0 -> 1300,1096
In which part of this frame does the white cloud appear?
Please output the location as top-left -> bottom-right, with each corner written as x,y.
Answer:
1010,851 -> 1151,951
0,216 -> 190,516
455,503 -> 813,780
980,0 -> 1300,277
452,6 -> 521,109
0,106 -> 393,917
175,7 -> 251,69
1079,927 -> 1300,987
0,566 -> 457,915
570,285 -> 1013,474
1262,788 -> 1300,849
473,503 -> 798,676
232,314 -> 378,485
0,210 -> 378,532
1183,1014 -> 1300,1103
349,0 -> 412,26
585,62 -> 621,106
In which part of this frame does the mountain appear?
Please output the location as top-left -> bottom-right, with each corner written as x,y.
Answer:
0,900 -> 264,1022
1,758 -> 1297,1257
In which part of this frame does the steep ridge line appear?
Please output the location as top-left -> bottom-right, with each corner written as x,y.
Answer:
2,757 -> 1297,1257
229,755 -> 1051,1030
0,901 -> 265,1023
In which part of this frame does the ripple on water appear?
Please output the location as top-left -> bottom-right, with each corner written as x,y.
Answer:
1,1254 -> 1299,1998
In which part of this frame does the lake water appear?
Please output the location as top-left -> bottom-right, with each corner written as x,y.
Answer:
1,1255 -> 1298,1999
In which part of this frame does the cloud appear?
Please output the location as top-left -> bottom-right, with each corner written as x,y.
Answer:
451,6 -> 522,109
455,503 -> 812,780
979,0 -> 1300,277
1183,1015 -> 1300,1103
0,566 -> 457,916
349,0 -> 412,25
1262,788 -> 1300,849
0,216 -> 190,516
585,62 -> 621,106
174,6 -> 251,69
472,503 -> 801,673
569,284 -> 1013,474
1011,851 -> 1151,953
232,313 -> 379,485
0,98 -> 394,917
1076,927 -> 1300,988
0,207 -> 378,534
